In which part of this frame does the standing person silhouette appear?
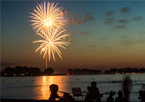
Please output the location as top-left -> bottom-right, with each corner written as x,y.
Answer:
122,75 -> 132,100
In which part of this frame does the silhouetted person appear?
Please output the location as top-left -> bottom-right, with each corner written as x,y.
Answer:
85,81 -> 101,102
141,84 -> 145,91
48,84 -> 60,102
122,75 -> 132,100
139,84 -> 145,102
48,84 -> 75,102
115,90 -> 128,102
106,91 -> 114,102
124,94 -> 129,102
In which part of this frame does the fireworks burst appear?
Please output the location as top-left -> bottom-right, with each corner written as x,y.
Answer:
30,1 -> 70,68
33,27 -> 70,67
30,1 -> 66,34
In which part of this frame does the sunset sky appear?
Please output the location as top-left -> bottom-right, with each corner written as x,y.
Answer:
1,0 -> 145,73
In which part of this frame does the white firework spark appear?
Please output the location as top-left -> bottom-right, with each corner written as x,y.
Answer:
30,1 -> 66,34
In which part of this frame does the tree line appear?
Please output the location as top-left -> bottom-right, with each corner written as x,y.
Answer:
67,67 -> 145,75
67,69 -> 101,75
1,66 -> 54,76
1,66 -> 145,76
104,67 -> 145,74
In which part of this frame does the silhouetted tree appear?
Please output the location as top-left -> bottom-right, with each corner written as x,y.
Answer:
139,68 -> 145,73
67,68 -> 101,75
33,67 -> 41,75
110,68 -> 117,74
1,71 -> 5,76
28,67 -> 35,75
22,66 -> 29,75
1,66 -> 43,76
104,70 -> 110,74
43,68 -> 54,75
4,67 -> 14,76
14,66 -> 23,76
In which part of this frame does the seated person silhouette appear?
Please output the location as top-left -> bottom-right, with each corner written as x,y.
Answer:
48,84 -> 60,102
48,84 -> 75,102
115,90 -> 128,102
85,81 -> 101,102
106,91 -> 114,102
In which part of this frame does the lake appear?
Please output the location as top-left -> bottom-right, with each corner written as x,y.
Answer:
1,74 -> 145,101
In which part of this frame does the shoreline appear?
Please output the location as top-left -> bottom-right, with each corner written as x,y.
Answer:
1,73 -> 145,77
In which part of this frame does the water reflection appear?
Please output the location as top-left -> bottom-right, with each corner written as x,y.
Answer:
40,76 -> 66,99
41,76 -> 49,99
41,76 -> 54,99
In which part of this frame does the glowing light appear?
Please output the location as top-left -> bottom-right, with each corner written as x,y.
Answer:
44,21 -> 49,27
42,48 -> 45,51
44,19 -> 53,27
33,27 -> 70,62
67,73 -> 69,76
30,1 -> 66,34
41,76 -> 49,98
49,40 -> 52,44
43,76 -> 46,83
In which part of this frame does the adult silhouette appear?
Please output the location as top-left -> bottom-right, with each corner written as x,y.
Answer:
139,84 -> 145,102
48,84 -> 60,102
122,75 -> 132,100
48,84 -> 75,102
85,81 -> 101,102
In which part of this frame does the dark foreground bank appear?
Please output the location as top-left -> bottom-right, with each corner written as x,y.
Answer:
1,99 -> 140,102
1,99 -> 47,102
0,99 -> 84,102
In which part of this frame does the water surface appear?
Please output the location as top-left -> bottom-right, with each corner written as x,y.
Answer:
1,74 -> 145,101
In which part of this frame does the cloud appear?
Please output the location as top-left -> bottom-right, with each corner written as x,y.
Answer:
115,25 -> 126,29
120,7 -> 130,13
66,11 -> 94,25
117,19 -> 128,23
132,16 -> 142,21
78,31 -> 90,35
64,11 -> 83,25
70,17 -> 84,25
104,7 -> 143,29
83,13 -> 94,21
104,18 -> 115,25
105,10 -> 114,16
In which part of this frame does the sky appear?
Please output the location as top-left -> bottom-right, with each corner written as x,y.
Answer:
1,0 -> 145,73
